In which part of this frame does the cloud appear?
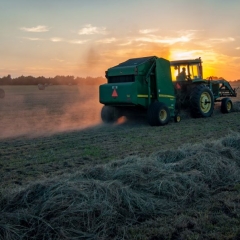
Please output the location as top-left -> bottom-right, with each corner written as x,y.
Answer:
22,37 -> 42,41
135,35 -> 192,45
209,37 -> 235,43
20,25 -> 50,32
119,41 -> 132,46
78,24 -> 107,35
21,36 -> 88,44
139,28 -> 158,34
96,38 -> 116,44
50,38 -> 63,42
236,47 -> 240,50
51,38 -> 88,44
176,29 -> 202,35
51,58 -> 64,62
170,49 -> 204,60
68,40 -> 88,44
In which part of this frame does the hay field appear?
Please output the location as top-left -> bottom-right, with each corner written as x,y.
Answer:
0,83 -> 240,239
0,85 -> 103,139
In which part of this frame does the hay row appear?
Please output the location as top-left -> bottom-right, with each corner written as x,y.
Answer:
37,84 -> 45,90
0,132 -> 240,239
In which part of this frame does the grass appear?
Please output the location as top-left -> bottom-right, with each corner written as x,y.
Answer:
1,111 -> 240,188
0,85 -> 240,239
1,132 -> 240,239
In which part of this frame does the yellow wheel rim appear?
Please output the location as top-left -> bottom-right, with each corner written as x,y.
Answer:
227,101 -> 232,111
200,92 -> 212,113
159,109 -> 167,121
176,116 -> 181,122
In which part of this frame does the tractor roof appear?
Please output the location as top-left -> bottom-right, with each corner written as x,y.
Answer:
170,58 -> 202,66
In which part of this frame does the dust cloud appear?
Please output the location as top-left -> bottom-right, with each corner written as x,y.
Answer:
80,43 -> 170,77
0,85 -> 104,139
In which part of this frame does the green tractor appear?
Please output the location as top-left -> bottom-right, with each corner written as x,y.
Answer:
99,56 -> 237,126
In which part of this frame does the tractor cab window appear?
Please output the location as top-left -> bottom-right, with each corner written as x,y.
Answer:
189,64 -> 201,79
171,63 -> 202,82
171,65 -> 188,81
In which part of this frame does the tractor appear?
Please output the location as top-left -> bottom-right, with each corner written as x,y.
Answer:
99,56 -> 237,126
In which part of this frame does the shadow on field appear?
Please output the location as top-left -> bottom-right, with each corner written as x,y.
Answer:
104,99 -> 240,128
1,132 -> 240,239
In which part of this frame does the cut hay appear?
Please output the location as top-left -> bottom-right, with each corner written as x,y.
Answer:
37,84 -> 45,90
233,100 -> 240,112
0,88 -> 5,98
1,132 -> 240,239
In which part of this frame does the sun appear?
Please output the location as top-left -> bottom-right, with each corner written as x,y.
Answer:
169,50 -> 219,79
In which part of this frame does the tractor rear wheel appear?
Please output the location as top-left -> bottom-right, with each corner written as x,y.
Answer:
147,102 -> 170,126
221,98 -> 233,113
190,84 -> 214,118
101,106 -> 119,123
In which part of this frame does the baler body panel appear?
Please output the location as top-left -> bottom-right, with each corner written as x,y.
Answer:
100,56 -> 158,107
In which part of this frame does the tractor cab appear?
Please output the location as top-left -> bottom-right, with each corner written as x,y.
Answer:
170,57 -> 203,82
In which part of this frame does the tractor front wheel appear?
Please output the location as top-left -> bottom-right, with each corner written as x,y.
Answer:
101,106 -> 119,123
147,102 -> 170,126
190,84 -> 214,118
221,98 -> 233,113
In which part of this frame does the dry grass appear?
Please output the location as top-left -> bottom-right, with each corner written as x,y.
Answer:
0,89 -> 5,98
0,85 -> 102,139
1,132 -> 240,239
0,84 -> 239,239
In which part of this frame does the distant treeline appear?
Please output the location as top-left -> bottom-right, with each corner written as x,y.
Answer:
0,75 -> 106,86
0,74 -> 239,86
206,76 -> 240,81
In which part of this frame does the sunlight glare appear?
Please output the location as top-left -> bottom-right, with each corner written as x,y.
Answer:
116,116 -> 127,125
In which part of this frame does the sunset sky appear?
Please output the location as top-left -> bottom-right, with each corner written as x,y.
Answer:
0,0 -> 240,80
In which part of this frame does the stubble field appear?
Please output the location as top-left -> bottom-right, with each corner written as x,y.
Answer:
0,83 -> 240,239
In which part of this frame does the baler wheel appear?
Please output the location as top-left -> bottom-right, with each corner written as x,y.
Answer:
221,98 -> 233,113
190,84 -> 214,118
147,102 -> 170,126
101,106 -> 118,123
174,114 -> 181,123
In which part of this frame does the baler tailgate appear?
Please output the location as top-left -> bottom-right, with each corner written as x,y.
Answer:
99,82 -> 137,105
